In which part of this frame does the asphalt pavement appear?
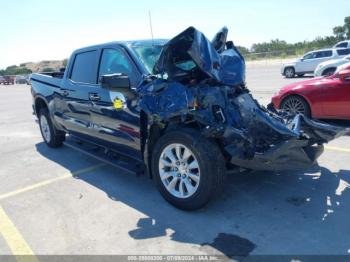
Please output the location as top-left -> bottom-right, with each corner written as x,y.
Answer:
0,64 -> 349,259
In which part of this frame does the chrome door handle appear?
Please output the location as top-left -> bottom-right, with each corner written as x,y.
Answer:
62,90 -> 69,97
89,93 -> 101,101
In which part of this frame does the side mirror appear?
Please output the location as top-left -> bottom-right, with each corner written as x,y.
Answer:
100,73 -> 130,89
300,58 -> 304,62
226,41 -> 234,49
338,69 -> 350,81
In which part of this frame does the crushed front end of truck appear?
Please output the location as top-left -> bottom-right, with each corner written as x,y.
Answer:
138,26 -> 349,171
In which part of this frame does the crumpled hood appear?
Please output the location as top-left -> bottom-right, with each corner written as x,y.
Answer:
139,26 -> 349,172
153,26 -> 245,86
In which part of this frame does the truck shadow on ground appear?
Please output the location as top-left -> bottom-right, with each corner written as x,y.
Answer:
36,142 -> 350,257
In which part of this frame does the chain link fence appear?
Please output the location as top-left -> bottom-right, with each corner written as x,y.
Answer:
243,50 -> 302,63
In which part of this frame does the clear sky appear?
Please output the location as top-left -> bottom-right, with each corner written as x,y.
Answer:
0,0 -> 349,69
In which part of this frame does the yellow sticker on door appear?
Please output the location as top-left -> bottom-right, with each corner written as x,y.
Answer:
113,98 -> 123,109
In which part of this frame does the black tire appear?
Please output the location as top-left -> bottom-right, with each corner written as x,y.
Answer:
281,95 -> 311,118
284,67 -> 295,78
152,129 -> 226,210
322,68 -> 336,77
38,108 -> 65,148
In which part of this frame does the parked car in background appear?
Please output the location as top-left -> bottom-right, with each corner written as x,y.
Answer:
314,53 -> 350,76
26,74 -> 32,85
0,75 -> 15,85
333,40 -> 350,48
272,68 -> 350,120
281,48 -> 349,78
15,75 -> 28,84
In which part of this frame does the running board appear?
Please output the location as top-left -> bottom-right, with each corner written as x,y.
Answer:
63,136 -> 144,176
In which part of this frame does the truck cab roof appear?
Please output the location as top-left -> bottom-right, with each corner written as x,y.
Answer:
70,39 -> 168,76
73,39 -> 168,54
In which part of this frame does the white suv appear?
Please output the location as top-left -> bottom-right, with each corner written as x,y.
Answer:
333,40 -> 350,48
281,48 -> 348,78
314,53 -> 350,77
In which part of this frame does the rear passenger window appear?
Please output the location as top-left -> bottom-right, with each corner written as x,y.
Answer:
337,48 -> 350,56
336,42 -> 348,48
70,51 -> 98,84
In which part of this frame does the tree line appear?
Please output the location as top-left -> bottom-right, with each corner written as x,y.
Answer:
0,59 -> 68,76
236,16 -> 350,59
0,65 -> 32,76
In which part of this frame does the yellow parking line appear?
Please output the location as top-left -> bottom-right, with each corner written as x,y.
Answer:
325,145 -> 350,153
0,163 -> 106,201
0,205 -> 38,262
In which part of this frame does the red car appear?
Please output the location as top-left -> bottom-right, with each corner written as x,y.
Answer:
271,68 -> 350,120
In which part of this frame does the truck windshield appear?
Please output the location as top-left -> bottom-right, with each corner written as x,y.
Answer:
131,45 -> 163,74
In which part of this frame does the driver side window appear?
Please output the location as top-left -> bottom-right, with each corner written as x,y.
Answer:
303,53 -> 314,60
98,48 -> 137,86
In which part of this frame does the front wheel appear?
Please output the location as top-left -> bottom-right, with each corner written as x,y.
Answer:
152,129 -> 226,210
39,108 -> 65,148
281,95 -> 311,117
284,67 -> 295,78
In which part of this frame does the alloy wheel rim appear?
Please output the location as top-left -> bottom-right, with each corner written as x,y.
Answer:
283,98 -> 305,114
40,115 -> 51,142
286,69 -> 294,77
159,143 -> 200,199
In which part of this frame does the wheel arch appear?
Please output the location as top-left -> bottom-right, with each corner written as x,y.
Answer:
322,67 -> 336,76
140,111 -> 167,179
140,114 -> 226,179
34,96 -> 49,117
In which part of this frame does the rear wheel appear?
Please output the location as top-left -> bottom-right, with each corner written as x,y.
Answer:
284,67 -> 295,78
281,95 -> 311,117
39,108 -> 65,147
152,129 -> 226,210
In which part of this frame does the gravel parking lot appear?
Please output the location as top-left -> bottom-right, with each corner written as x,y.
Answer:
0,64 -> 349,259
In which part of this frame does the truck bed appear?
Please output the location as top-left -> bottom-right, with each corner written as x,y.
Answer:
31,72 -> 63,88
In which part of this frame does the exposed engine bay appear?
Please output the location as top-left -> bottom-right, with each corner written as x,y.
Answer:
138,26 -> 349,171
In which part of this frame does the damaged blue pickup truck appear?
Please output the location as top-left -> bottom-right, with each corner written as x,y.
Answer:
31,27 -> 348,210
